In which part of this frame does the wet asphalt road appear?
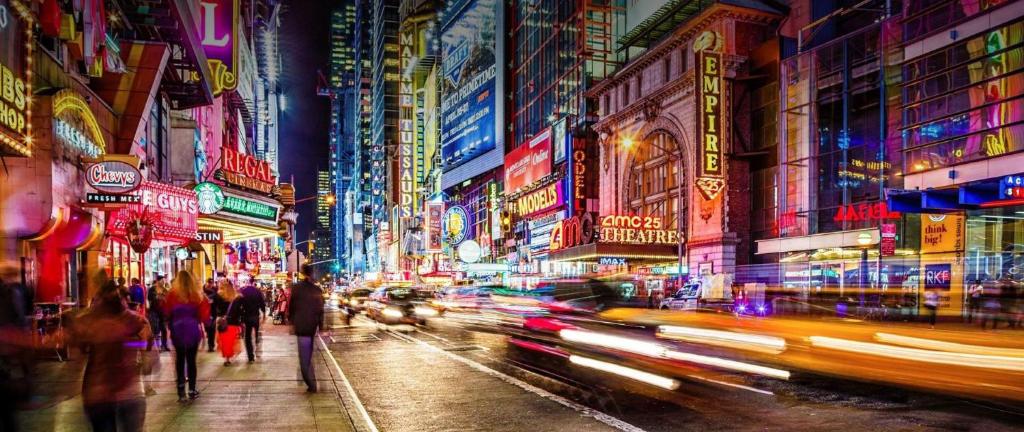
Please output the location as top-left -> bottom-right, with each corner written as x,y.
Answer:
318,309 -> 1024,432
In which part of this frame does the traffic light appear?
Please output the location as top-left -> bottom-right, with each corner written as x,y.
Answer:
500,210 -> 512,233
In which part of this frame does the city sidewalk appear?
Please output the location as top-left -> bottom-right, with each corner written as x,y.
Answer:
19,320 -> 356,432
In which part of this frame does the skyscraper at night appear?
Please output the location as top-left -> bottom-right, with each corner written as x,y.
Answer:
368,0 -> 401,272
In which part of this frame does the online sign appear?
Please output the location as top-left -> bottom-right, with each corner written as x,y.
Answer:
505,128 -> 552,194
87,161 -> 141,194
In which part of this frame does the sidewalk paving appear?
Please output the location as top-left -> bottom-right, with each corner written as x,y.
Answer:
19,321 -> 356,432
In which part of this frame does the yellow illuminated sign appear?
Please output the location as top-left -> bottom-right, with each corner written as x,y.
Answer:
694,31 -> 725,201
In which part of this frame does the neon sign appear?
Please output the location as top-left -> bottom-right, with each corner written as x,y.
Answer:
694,31 -> 725,201
442,205 -> 470,245
573,146 -> 586,212
598,215 -> 679,245
0,0 -> 30,157
218,146 -> 276,193
398,27 -> 415,218
87,161 -> 141,194
514,182 -> 563,217
193,182 -> 225,214
1000,174 -> 1024,199
196,0 -> 238,96
833,202 -> 900,223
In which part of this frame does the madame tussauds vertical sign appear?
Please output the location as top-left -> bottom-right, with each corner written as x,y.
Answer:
694,31 -> 725,201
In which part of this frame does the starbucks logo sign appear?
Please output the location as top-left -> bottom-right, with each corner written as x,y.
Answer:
194,182 -> 225,214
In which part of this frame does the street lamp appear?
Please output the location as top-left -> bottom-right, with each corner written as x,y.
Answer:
621,136 -> 685,287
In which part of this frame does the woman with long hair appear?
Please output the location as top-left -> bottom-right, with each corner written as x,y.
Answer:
71,275 -> 152,431
216,279 -> 243,365
162,270 -> 209,402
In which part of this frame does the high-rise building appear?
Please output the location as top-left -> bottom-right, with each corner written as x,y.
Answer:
313,169 -> 335,272
347,0 -> 376,274
370,0 -> 401,272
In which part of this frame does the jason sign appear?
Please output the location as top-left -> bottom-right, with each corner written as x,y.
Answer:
694,31 -> 725,201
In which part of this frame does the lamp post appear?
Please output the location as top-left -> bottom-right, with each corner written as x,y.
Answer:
622,136 -> 685,288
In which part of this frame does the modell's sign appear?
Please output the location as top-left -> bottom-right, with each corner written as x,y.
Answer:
218,147 -> 276,193
599,215 -> 679,245
87,161 -> 142,194
514,182 -> 562,217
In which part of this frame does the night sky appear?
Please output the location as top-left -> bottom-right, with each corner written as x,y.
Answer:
279,1 -> 334,242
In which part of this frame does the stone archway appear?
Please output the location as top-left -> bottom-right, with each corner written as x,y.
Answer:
620,117 -> 691,235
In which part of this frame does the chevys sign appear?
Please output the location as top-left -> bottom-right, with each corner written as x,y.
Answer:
505,128 -> 552,194
86,161 -> 142,194
218,147 -> 276,193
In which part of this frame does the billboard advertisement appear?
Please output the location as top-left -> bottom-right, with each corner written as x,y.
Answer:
439,0 -> 500,171
505,129 -> 552,194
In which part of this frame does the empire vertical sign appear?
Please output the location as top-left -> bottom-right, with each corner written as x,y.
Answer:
197,0 -> 238,96
399,27 -> 415,218
694,31 -> 725,201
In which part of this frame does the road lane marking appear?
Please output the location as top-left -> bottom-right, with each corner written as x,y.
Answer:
687,375 -> 775,395
384,329 -> 648,432
318,335 -> 380,432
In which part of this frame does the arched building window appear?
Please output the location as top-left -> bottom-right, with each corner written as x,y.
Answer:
625,131 -> 685,231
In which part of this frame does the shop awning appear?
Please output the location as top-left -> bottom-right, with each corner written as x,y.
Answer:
548,243 -> 680,263
198,215 -> 280,243
91,41 -> 169,154
24,207 -> 104,250
755,228 -> 879,255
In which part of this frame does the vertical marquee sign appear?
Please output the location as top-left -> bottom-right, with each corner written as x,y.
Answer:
196,0 -> 238,96
0,0 -> 33,157
694,31 -> 725,201
398,26 -> 415,218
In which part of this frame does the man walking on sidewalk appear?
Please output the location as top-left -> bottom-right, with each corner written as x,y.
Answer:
288,265 -> 324,393
238,282 -> 267,363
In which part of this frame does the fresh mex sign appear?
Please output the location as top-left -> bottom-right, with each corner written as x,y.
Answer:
196,0 -> 238,96
694,31 -> 725,201
218,147 -> 276,193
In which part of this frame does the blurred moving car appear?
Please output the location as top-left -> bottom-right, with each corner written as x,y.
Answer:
659,274 -> 734,312
342,288 -> 373,313
440,285 -> 497,310
365,286 -> 433,325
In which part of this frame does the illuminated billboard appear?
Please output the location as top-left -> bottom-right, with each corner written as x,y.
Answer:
439,0 -> 503,185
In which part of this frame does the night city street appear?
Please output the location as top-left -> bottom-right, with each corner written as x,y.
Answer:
2,0 -> 1024,431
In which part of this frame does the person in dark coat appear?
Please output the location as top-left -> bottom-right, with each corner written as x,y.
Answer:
127,278 -> 146,312
288,265 -> 324,393
147,276 -> 170,351
0,268 -> 33,432
238,283 -> 267,363
71,278 -> 152,432
202,278 -> 219,352
163,271 -> 210,402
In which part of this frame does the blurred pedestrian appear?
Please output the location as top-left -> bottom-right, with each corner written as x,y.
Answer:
967,279 -> 984,323
127,278 -> 145,312
216,279 -> 243,366
238,283 -> 266,363
70,277 -> 152,432
288,265 -> 324,393
202,278 -> 218,352
0,267 -> 34,432
923,288 -> 939,329
147,276 -> 170,351
981,284 -> 1004,330
163,271 -> 210,402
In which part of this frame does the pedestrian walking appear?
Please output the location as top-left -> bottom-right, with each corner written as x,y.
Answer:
127,278 -> 146,312
163,271 -> 210,402
981,285 -> 1004,330
288,265 -> 324,393
238,282 -> 267,363
967,279 -> 984,323
216,279 -> 243,365
70,278 -> 152,432
202,278 -> 218,352
147,276 -> 170,351
923,288 -> 939,328
0,267 -> 34,432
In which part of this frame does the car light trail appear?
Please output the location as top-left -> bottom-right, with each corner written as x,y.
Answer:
874,333 -> 1024,357
657,325 -> 787,354
569,355 -> 680,390
559,329 -> 791,380
382,308 -> 404,319
809,336 -> 1024,372
414,306 -> 439,317
662,351 -> 791,380
559,329 -> 666,358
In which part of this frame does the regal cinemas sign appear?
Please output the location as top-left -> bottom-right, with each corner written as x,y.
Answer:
217,147 -> 276,193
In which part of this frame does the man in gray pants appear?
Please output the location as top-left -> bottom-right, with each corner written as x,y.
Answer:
288,264 -> 325,392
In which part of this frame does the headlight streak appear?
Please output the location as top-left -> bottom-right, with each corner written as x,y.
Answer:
569,355 -> 681,390
413,306 -> 439,317
809,336 -> 1024,372
558,329 -> 791,380
874,333 -> 1024,357
657,325 -> 787,354
382,308 -> 405,319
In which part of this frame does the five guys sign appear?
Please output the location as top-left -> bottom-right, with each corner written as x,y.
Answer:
218,146 -> 276,193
